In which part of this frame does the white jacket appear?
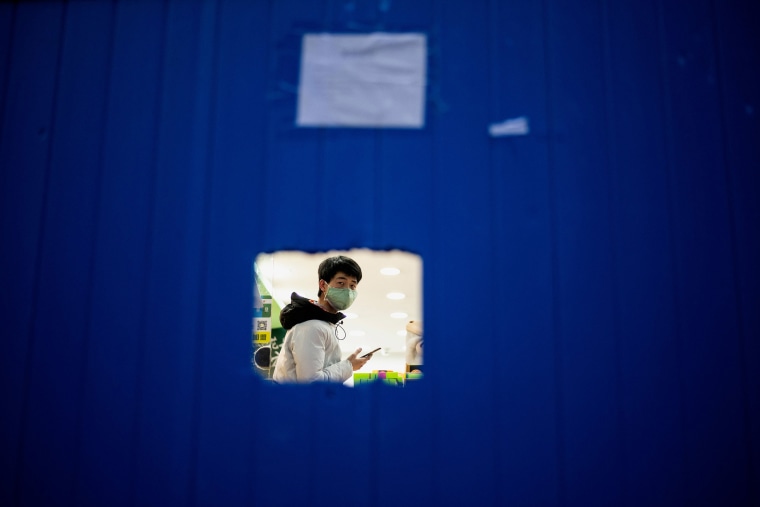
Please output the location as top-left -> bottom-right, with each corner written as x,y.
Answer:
272,319 -> 353,383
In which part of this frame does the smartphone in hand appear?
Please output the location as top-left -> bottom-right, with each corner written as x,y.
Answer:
360,347 -> 381,358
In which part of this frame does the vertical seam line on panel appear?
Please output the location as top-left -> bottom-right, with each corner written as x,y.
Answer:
600,0 -> 627,503
371,26 -> 381,246
311,1 -> 330,494
309,386 -> 318,501
260,0 -> 274,249
368,385 -> 379,507
372,128 -> 380,245
72,1 -> 118,503
371,0 -> 381,245
252,2 -> 275,503
128,0 -> 170,504
655,1 -> 687,503
316,0 -> 331,239
486,0 -> 503,503
708,0 -> 755,501
0,2 -> 18,150
541,0 -> 566,505
428,2 -> 441,504
15,2 -> 68,503
188,0 -> 222,504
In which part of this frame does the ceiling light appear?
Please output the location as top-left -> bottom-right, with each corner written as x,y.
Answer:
386,292 -> 405,300
390,312 -> 408,319
380,267 -> 400,276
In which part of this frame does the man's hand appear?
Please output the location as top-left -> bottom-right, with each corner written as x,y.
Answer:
347,348 -> 371,371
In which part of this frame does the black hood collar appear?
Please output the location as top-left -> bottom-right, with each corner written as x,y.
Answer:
279,292 -> 346,330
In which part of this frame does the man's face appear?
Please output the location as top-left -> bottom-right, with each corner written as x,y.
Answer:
321,271 -> 359,293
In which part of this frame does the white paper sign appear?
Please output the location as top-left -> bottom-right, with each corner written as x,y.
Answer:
296,33 -> 427,128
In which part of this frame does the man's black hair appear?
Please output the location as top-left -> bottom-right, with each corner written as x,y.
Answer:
317,255 -> 362,297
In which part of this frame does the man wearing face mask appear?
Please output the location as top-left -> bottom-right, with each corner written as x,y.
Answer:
272,255 -> 373,383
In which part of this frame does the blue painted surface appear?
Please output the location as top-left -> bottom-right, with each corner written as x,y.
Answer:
0,0 -> 758,506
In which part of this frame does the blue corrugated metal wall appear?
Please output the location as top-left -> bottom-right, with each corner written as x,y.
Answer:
1,0 -> 758,505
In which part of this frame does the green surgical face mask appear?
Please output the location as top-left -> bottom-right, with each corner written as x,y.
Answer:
325,285 -> 357,311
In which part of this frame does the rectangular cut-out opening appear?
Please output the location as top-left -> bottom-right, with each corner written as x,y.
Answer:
252,249 -> 423,387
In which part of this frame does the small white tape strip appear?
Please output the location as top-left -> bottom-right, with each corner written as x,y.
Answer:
488,116 -> 530,137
